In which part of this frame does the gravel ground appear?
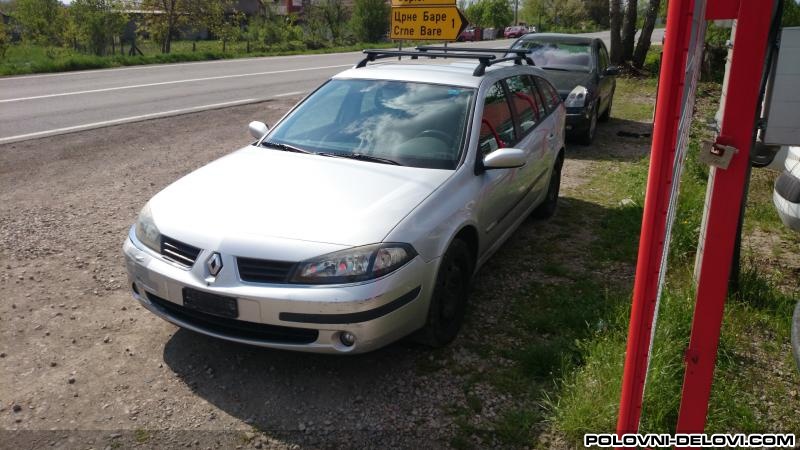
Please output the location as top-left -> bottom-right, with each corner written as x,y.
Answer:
0,97 -> 645,449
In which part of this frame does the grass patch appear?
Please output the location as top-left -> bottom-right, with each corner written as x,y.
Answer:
449,74 -> 799,447
0,40 -> 425,76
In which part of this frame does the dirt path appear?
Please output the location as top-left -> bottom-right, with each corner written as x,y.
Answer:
0,99 -> 652,449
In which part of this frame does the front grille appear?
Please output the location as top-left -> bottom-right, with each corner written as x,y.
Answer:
146,292 -> 319,344
160,236 -> 202,267
237,257 -> 296,283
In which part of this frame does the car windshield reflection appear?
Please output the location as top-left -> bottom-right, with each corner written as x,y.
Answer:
512,41 -> 591,72
266,79 -> 475,170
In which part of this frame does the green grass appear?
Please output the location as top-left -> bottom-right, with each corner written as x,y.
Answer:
447,74 -> 799,447
0,40 -> 420,76
613,77 -> 658,122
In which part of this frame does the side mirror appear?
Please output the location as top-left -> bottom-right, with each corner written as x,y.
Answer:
249,121 -> 269,140
482,148 -> 526,170
604,66 -> 620,76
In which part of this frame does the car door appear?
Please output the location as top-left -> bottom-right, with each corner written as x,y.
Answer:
477,81 -> 521,242
534,76 -> 564,168
504,74 -> 549,203
597,42 -> 614,112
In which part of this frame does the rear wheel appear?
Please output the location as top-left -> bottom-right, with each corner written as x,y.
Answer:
599,97 -> 612,122
414,240 -> 473,347
533,153 -> 564,219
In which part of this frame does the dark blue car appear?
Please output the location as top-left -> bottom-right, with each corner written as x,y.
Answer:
510,33 -> 619,145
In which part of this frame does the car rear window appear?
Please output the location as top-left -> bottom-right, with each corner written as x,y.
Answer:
512,40 -> 592,71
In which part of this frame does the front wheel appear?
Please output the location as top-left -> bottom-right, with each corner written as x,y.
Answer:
578,103 -> 598,146
414,240 -> 473,347
532,153 -> 564,219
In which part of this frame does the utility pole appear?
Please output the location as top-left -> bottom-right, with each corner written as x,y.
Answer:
514,0 -> 519,25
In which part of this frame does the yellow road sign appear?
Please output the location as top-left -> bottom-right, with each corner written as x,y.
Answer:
390,6 -> 468,41
391,0 -> 455,7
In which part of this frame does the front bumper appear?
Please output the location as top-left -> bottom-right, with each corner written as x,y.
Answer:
123,230 -> 439,354
565,107 -> 592,132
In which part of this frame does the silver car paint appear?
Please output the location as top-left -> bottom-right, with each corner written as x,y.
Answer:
124,62 -> 566,353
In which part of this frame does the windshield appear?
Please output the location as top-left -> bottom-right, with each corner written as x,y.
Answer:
266,79 -> 475,170
511,40 -> 591,72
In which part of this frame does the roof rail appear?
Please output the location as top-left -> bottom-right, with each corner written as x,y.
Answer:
354,47 -> 532,77
418,46 -> 536,74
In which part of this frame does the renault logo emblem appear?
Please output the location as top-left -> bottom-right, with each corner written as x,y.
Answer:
206,252 -> 223,276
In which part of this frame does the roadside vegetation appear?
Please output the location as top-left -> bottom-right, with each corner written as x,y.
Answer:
0,0 -> 674,76
439,61 -> 799,448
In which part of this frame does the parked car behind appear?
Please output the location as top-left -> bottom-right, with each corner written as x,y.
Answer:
504,25 -> 528,39
458,26 -> 482,42
123,50 -> 566,354
509,33 -> 619,144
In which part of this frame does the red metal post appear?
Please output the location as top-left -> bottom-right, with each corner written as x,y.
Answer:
616,0 -> 696,435
675,0 -> 774,435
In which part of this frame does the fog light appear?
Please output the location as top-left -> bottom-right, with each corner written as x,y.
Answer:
339,332 -> 356,347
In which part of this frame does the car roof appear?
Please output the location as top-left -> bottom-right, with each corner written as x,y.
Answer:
516,33 -> 596,45
334,61 -> 549,88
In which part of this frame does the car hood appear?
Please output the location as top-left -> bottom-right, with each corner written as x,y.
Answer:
149,145 -> 452,249
542,70 -> 595,97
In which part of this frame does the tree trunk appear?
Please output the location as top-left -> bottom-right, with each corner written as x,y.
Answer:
621,0 -> 637,62
609,0 -> 622,64
633,0 -> 661,69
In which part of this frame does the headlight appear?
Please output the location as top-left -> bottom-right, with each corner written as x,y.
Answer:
134,203 -> 161,252
565,85 -> 588,108
291,243 -> 417,284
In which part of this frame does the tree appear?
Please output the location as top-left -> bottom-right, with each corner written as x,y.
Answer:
317,0 -> 348,43
620,0 -> 637,62
350,0 -> 388,43
583,0 -> 609,28
465,1 -> 488,27
0,21 -> 9,59
189,0 -> 241,52
140,0 -> 187,53
14,0 -> 64,45
483,0 -> 513,30
632,0 -> 660,69
69,0 -> 128,56
609,0 -> 622,63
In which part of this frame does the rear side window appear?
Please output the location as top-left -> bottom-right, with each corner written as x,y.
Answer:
535,77 -> 561,112
479,82 -> 516,154
505,75 -> 539,135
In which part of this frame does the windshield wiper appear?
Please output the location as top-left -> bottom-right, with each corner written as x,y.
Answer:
317,152 -> 401,166
261,141 -> 312,154
541,66 -> 571,71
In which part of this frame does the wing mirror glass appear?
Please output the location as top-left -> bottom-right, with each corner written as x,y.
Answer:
604,66 -> 620,76
482,148 -> 526,170
249,121 -> 269,140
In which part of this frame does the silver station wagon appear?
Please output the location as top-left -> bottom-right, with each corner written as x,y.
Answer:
123,48 -> 566,354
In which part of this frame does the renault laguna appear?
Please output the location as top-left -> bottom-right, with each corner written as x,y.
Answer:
123,49 -> 565,354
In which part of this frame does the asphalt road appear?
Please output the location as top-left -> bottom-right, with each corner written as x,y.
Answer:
0,29 -> 664,144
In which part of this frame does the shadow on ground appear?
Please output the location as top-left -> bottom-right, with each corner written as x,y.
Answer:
567,117 -> 653,162
162,195 -> 637,448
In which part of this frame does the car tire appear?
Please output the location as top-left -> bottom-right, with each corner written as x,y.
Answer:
533,152 -> 564,219
414,239 -> 473,347
599,97 -> 612,122
578,102 -> 598,146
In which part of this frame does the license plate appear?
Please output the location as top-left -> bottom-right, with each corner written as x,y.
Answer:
182,288 -> 239,319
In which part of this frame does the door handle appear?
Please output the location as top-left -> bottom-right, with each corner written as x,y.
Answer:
547,133 -> 556,140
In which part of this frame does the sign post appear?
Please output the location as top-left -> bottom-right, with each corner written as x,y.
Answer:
390,0 -> 468,42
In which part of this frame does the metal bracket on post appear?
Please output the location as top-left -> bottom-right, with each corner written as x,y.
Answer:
699,138 -> 739,169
